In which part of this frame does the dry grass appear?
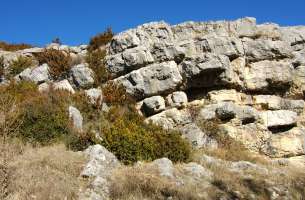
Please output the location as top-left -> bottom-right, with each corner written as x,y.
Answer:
2,143 -> 86,200
109,165 -> 200,200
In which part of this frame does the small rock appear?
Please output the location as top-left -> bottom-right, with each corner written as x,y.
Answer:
166,91 -> 188,108
68,106 -> 83,132
142,96 -> 166,116
53,79 -> 75,94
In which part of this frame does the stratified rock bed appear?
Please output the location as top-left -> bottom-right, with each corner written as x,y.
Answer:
106,17 -> 305,159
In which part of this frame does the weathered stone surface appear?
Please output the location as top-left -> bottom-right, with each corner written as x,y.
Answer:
141,96 -> 165,116
80,145 -> 120,200
194,36 -> 244,59
166,91 -> 188,108
244,60 -> 293,91
181,162 -> 213,181
151,158 -> 174,178
145,108 -> 192,130
243,38 -> 292,62
18,64 -> 50,84
262,127 -> 305,158
71,64 -> 94,88
179,123 -> 218,149
68,106 -> 83,132
220,123 -> 271,152
254,95 -> 305,111
280,26 -> 305,50
178,53 -> 230,88
259,110 -> 298,129
215,102 -> 236,120
53,79 -> 75,94
208,89 -> 244,104
115,61 -> 183,100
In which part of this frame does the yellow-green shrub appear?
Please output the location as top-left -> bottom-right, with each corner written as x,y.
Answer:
18,90 -> 70,145
9,56 -> 34,76
35,49 -> 72,79
101,105 -> 191,164
86,49 -> 109,85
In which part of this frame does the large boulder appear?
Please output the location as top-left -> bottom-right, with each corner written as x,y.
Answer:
71,64 -> 94,88
115,61 -> 183,100
18,64 -> 50,84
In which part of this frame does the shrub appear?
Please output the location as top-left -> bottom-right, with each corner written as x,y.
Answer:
52,37 -> 62,45
86,49 -> 109,85
101,105 -> 191,164
35,49 -> 72,79
103,82 -> 134,105
87,28 -> 114,52
17,90 -> 70,145
9,56 -> 33,76
0,41 -> 32,51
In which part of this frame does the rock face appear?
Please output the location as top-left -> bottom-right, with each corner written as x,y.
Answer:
105,17 -> 305,160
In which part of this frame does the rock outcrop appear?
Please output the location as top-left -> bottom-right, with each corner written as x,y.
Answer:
104,17 -> 305,160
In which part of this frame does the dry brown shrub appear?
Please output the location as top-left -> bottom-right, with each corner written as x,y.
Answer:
35,49 -> 72,79
0,41 -> 33,52
87,28 -> 114,52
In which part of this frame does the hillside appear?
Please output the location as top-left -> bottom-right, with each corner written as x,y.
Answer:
1,17 -> 305,200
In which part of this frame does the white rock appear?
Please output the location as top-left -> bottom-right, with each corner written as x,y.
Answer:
166,91 -> 188,108
53,79 -> 75,94
259,110 -> 298,129
141,96 -> 165,116
68,106 -> 83,132
71,64 -> 94,88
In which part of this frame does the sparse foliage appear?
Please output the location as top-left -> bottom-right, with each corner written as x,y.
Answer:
9,56 -> 34,76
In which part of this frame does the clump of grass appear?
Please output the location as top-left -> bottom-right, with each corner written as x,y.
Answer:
35,49 -> 72,79
109,165 -> 200,200
5,144 -> 86,200
0,41 -> 33,52
87,28 -> 114,52
9,56 -> 34,76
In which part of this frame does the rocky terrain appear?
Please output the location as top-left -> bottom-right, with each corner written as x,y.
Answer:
1,17 -> 305,199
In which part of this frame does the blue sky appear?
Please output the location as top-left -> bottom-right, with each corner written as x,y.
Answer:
1,0 -> 305,46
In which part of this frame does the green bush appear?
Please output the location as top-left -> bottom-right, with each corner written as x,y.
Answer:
87,28 -> 114,52
35,49 -> 71,79
86,49 -> 109,85
9,56 -> 34,76
18,91 -> 70,145
101,106 -> 191,164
